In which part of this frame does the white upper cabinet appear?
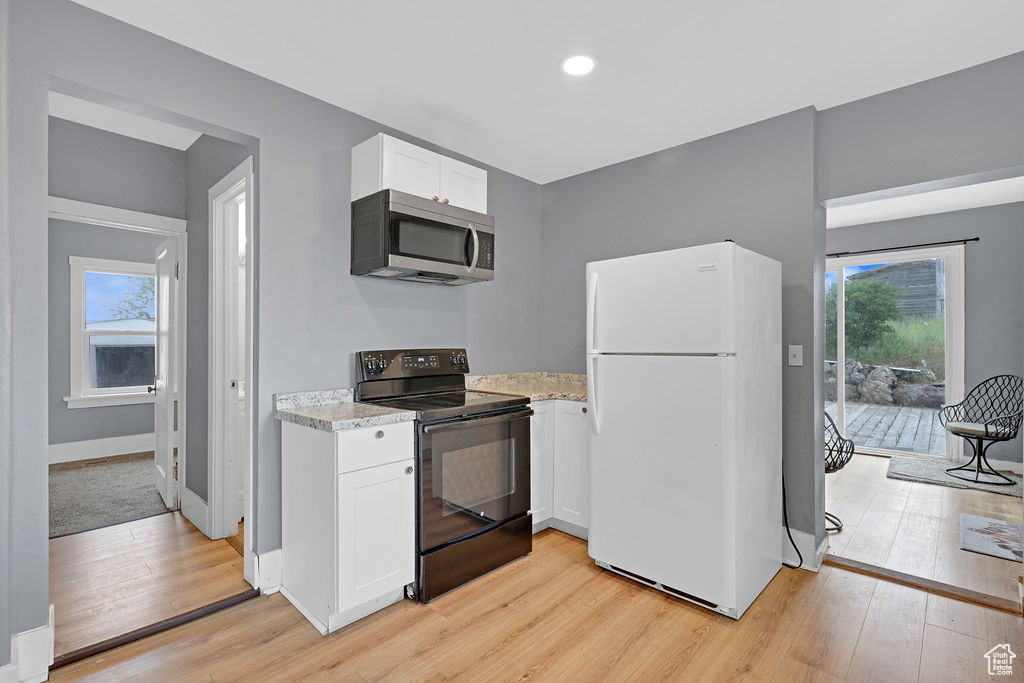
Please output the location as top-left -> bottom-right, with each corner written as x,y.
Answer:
384,136 -> 441,201
351,133 -> 488,213
438,156 -> 488,213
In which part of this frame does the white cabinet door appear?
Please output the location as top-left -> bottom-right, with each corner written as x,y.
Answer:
553,400 -> 591,529
337,459 -> 415,608
439,156 -> 488,213
529,401 -> 555,526
382,136 -> 441,200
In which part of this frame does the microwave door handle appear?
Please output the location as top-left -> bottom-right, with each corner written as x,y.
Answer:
468,224 -> 480,272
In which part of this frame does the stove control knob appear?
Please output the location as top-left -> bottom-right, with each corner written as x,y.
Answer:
449,353 -> 458,366
456,353 -> 467,367
364,359 -> 375,373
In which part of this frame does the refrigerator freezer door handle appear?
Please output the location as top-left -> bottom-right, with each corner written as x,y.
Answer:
586,354 -> 600,435
586,272 -> 598,353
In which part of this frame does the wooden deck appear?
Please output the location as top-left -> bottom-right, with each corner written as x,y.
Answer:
826,401 -> 945,456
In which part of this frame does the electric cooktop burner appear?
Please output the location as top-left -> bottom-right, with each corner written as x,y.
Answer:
366,389 -> 528,421
354,348 -> 530,421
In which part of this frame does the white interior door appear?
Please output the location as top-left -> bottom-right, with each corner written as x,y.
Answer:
154,238 -> 178,508
208,157 -> 254,587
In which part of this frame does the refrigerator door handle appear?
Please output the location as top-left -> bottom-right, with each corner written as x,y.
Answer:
586,354 -> 600,435
586,272 -> 598,353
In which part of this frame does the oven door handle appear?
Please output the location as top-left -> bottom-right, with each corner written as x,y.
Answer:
422,408 -> 534,434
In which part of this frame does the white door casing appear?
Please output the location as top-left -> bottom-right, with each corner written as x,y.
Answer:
154,238 -> 179,508
208,156 -> 256,586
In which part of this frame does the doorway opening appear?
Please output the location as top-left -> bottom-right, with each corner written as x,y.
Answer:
46,94 -> 260,666
822,185 -> 1024,611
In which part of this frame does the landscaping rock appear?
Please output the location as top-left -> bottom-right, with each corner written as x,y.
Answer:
858,366 -> 897,404
845,383 -> 860,401
892,383 -> 945,409
824,378 -> 837,401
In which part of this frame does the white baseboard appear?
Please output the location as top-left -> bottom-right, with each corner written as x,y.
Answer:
782,526 -> 825,572
3,610 -> 53,683
180,486 -> 209,536
549,518 -> 588,540
256,549 -> 282,594
48,431 -> 180,465
989,458 -> 1023,475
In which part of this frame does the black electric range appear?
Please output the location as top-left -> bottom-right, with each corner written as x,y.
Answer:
355,348 -> 533,602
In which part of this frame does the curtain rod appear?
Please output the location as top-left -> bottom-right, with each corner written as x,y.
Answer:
827,236 -> 979,259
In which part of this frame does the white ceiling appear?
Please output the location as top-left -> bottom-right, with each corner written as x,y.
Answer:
49,91 -> 202,150
72,1 -> 1024,184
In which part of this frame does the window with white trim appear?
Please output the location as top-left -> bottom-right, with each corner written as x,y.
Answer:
65,256 -> 157,408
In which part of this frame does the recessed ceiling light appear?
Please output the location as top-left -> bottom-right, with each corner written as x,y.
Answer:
560,54 -> 595,76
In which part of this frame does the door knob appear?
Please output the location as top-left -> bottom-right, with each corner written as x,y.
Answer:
375,430 -> 385,439
405,466 -> 413,475
442,198 -> 450,204
432,196 -> 439,201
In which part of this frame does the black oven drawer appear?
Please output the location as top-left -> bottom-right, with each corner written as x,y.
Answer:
418,407 -> 533,552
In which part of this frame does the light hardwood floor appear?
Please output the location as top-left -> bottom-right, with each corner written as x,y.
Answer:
50,511 -> 252,658
826,453 -> 1023,603
51,529 -> 1023,682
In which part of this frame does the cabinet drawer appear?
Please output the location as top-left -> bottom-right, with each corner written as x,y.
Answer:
336,422 -> 414,474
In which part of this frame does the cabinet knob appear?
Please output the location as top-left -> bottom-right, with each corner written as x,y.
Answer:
405,466 -> 414,475
375,430 -> 384,439
432,196 -> 439,201
442,198 -> 450,204
582,406 -> 588,414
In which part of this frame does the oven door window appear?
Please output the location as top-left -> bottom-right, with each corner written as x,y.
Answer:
420,412 -> 531,551
392,216 -> 471,267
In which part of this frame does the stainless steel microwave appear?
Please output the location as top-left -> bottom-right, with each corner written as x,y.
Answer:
351,189 -> 494,285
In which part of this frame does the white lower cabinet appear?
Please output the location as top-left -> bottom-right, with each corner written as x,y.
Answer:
531,399 -> 591,538
281,420 -> 415,634
337,459 -> 415,609
529,401 -> 555,529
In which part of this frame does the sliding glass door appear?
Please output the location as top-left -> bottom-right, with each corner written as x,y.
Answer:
825,246 -> 964,459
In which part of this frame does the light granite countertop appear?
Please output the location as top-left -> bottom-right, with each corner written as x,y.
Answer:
467,372 -> 586,402
274,372 -> 584,432
273,389 -> 414,432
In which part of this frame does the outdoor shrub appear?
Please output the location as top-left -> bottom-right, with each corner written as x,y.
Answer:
825,279 -> 902,351
850,316 -> 945,380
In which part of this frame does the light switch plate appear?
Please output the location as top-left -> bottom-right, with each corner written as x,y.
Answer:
788,344 -> 803,366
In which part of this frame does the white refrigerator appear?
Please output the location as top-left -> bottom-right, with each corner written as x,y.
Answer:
586,242 -> 782,619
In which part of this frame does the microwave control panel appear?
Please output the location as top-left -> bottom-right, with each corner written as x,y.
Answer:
357,348 -> 468,380
476,232 -> 494,271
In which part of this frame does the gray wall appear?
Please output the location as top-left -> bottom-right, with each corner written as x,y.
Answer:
184,134 -> 252,501
0,0 -> 13,665
6,5 -> 545,648
826,203 -> 1024,463
818,51 -> 1024,200
538,108 -> 825,541
3,0 -> 1023,657
49,117 -> 186,219
47,117 -> 186,447
47,220 -> 165,443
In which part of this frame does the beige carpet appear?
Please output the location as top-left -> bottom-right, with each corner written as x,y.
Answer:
49,455 -> 170,538
886,455 -> 1023,497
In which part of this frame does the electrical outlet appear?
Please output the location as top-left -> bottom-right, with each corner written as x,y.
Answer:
788,344 -> 803,366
